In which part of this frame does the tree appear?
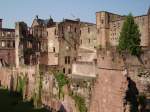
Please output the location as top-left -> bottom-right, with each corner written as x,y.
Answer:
118,13 -> 141,56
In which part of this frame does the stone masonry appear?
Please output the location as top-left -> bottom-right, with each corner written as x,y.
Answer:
0,7 -> 150,112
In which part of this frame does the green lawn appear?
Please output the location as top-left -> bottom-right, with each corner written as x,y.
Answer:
0,88 -> 49,112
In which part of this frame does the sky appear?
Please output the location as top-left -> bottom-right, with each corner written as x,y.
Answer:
0,0 -> 150,28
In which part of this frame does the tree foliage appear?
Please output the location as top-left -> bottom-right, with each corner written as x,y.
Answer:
118,13 -> 141,56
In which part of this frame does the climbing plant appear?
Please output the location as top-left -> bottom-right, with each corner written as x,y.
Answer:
54,72 -> 69,99
118,13 -> 141,56
73,94 -> 87,112
17,76 -> 26,96
54,72 -> 87,112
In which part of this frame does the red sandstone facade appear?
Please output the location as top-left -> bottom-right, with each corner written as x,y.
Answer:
0,20 -> 16,67
0,8 -> 150,112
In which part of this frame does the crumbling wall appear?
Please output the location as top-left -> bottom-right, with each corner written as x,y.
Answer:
0,66 -> 36,97
90,50 -> 129,112
90,69 -> 128,112
90,49 -> 150,112
0,67 -> 77,111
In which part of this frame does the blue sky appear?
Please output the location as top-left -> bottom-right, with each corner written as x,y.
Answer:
0,0 -> 150,28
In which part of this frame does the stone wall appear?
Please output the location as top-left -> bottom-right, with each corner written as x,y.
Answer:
58,19 -> 80,74
72,61 -> 96,78
90,49 -> 128,112
47,26 -> 59,66
90,68 -> 128,112
80,23 -> 97,49
0,49 -> 16,66
89,49 -> 150,112
96,11 -> 150,48
109,15 -> 149,47
0,66 -> 77,111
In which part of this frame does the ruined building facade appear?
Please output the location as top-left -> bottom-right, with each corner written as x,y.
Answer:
15,8 -> 150,71
0,8 -> 150,112
96,10 -> 150,48
0,19 -> 16,67
0,8 -> 150,76
14,17 -> 82,75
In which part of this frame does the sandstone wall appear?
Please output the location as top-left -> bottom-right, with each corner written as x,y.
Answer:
47,26 -> 59,66
90,49 -> 150,112
0,66 -> 77,111
90,69 -> 128,112
90,50 -> 128,112
109,15 -> 149,47
72,62 -> 96,78
80,24 -> 97,49
96,11 -> 150,48
0,66 -> 36,95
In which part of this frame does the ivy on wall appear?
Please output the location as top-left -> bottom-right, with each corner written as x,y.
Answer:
54,72 -> 69,99
17,76 -> 26,96
72,94 -> 87,112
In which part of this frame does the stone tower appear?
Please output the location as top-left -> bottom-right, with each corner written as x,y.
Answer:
15,22 -> 28,67
96,12 -> 109,48
0,19 -> 2,28
15,22 -> 20,68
